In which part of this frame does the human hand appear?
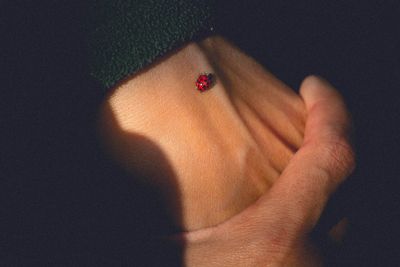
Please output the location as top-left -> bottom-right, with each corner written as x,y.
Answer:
174,75 -> 355,267
97,36 -> 307,231
96,35 -> 354,246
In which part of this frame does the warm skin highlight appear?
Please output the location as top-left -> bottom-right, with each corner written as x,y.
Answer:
97,36 -> 306,231
97,36 -> 355,266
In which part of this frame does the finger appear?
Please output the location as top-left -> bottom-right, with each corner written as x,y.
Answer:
259,75 -> 356,234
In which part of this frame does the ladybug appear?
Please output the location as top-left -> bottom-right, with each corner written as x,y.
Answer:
195,73 -> 214,92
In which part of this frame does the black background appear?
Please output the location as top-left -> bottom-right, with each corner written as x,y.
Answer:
2,1 -> 400,266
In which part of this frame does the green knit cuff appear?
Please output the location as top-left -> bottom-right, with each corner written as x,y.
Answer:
88,0 -> 215,90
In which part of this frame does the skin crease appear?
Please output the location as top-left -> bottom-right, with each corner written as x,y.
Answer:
98,36 -> 306,230
97,36 -> 355,266
176,74 -> 355,267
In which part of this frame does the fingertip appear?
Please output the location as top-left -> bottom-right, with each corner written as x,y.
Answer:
299,75 -> 343,109
300,75 -> 332,91
301,75 -> 322,85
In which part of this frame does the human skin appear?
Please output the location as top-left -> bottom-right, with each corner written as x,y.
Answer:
177,75 -> 355,266
97,35 -> 355,265
97,36 -> 306,230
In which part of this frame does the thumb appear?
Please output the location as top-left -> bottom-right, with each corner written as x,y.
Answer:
258,75 -> 356,234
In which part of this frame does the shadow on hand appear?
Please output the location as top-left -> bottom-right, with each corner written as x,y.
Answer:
3,81 -> 185,266
87,102 -> 185,266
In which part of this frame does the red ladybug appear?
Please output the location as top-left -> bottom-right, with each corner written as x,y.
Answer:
195,73 -> 214,92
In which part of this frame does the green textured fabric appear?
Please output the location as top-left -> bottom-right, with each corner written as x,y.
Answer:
88,0 -> 215,90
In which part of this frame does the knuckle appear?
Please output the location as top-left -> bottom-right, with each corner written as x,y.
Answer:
322,137 -> 356,180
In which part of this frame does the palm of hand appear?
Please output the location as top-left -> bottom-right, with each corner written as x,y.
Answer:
97,36 -> 307,231
97,36 -> 357,266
